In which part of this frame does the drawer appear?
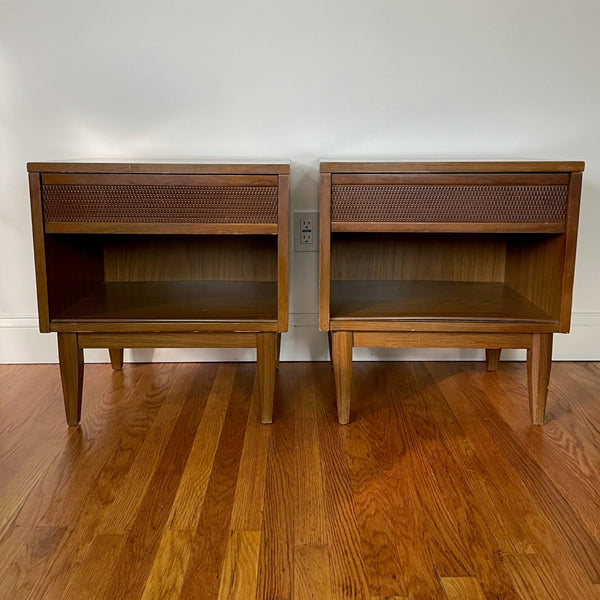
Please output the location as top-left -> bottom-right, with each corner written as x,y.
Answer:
41,173 -> 279,225
330,173 -> 569,230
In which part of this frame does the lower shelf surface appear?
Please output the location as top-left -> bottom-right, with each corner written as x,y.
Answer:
330,280 -> 556,324
52,281 -> 278,325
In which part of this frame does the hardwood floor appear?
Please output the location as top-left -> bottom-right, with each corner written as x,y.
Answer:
1,360 -> 599,599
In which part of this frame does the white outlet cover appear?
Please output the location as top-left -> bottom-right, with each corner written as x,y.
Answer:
294,210 -> 319,252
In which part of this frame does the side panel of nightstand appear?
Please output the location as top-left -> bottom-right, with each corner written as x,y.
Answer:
28,171 -> 50,332
277,173 -> 290,332
319,172 -> 331,331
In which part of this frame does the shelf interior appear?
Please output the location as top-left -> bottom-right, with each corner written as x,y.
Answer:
330,280 -> 556,324
52,281 -> 278,323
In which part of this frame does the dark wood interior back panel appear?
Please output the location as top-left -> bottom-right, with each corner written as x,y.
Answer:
45,234 -> 105,320
504,234 -> 565,322
103,235 -> 278,282
331,233 -> 506,282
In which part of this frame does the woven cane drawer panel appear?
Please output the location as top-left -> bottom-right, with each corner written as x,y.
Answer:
43,184 -> 278,224
331,184 -> 568,224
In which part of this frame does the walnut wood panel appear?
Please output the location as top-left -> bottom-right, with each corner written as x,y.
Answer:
50,321 -> 280,333
78,332 -> 258,349
319,173 -> 332,331
29,162 -> 290,174
331,222 -> 565,233
45,222 -> 278,234
331,233 -> 506,282
329,320 -> 557,333
320,161 -> 585,173
44,234 -> 105,323
560,171 -> 584,331
277,174 -> 289,331
330,281 -> 555,324
353,332 -> 533,349
102,235 -> 277,282
51,281 -> 278,324
2,361 -> 600,599
28,172 -> 50,331
504,234 -> 565,323
41,173 -> 278,186
331,173 -> 570,186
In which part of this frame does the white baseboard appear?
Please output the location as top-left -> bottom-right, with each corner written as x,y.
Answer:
1,312 -> 599,364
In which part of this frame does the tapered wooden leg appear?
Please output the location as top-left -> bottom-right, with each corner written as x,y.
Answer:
109,348 -> 124,370
485,348 -> 502,371
57,333 -> 84,427
257,333 -> 277,424
327,331 -> 334,370
332,331 -> 353,425
527,333 -> 553,425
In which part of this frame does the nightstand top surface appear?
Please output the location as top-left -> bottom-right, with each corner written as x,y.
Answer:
27,159 -> 290,175
320,159 -> 584,173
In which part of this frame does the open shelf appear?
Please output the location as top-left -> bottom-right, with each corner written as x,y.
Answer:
330,280 -> 557,326
51,281 -> 278,326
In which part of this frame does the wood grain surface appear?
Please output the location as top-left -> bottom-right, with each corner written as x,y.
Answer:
1,361 -> 599,599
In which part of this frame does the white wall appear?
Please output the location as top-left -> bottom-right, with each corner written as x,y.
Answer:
2,0 -> 599,362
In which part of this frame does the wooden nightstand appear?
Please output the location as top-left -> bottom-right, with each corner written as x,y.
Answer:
319,160 -> 584,424
28,161 -> 289,425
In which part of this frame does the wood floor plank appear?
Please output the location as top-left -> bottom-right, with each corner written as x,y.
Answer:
28,363 -> 193,600
397,362 -> 521,598
38,364 -> 149,528
294,366 -> 328,548
178,365 -> 254,600
343,365 -> 407,597
229,379 -> 271,532
140,530 -> 193,600
294,545 -> 333,600
352,362 -> 472,599
314,365 -> 371,600
256,364 -> 297,600
60,534 -> 127,600
0,367 -> 112,597
428,362 -> 600,592
464,363 -> 600,583
101,364 -> 223,600
0,362 -> 599,599
159,364 -> 236,532
491,361 -> 600,541
141,365 -> 237,598
217,530 -> 262,600
440,576 -> 486,600
504,552 -> 600,600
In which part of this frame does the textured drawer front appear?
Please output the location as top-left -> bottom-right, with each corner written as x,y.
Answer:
42,174 -> 279,224
330,175 -> 569,225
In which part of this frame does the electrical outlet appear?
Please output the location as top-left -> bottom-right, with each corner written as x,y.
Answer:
294,211 -> 319,252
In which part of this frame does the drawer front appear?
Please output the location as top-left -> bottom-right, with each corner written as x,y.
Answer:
42,174 -> 279,224
330,174 -> 569,225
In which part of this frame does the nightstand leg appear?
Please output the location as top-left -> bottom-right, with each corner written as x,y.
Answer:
485,348 -> 502,371
527,333 -> 553,425
257,333 -> 277,424
109,348 -> 124,370
57,333 -> 84,427
332,331 -> 353,425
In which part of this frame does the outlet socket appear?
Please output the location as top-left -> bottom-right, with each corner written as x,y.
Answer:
294,211 -> 319,252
